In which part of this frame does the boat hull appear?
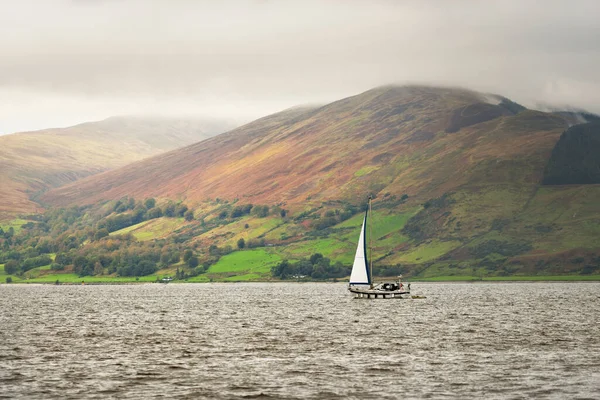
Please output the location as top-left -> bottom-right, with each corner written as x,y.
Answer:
348,286 -> 410,299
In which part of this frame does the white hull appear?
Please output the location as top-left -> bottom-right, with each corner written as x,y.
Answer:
348,286 -> 410,299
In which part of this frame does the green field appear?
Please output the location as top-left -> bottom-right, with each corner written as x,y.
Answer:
388,240 -> 462,264
0,218 -> 30,234
223,273 -> 262,282
206,249 -> 282,280
282,238 -> 352,263
111,217 -> 187,241
354,165 -> 380,177
0,263 -> 22,283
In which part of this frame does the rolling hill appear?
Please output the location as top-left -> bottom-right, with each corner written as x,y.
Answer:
43,86 -> 569,210
29,85 -> 600,279
0,116 -> 236,215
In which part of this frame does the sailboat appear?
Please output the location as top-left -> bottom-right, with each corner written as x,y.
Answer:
348,196 -> 410,299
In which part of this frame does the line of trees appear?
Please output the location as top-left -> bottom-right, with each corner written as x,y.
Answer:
271,253 -> 350,280
217,203 -> 288,220
97,197 -> 191,233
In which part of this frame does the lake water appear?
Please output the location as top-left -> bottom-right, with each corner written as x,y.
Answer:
1,282 -> 599,399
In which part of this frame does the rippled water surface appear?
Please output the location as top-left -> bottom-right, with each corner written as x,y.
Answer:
1,282 -> 599,399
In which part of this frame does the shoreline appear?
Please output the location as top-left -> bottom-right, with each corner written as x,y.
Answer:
3,274 -> 600,285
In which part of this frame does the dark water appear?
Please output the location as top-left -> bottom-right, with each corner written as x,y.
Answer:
1,282 -> 599,399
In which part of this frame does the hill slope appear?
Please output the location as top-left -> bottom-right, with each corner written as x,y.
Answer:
0,116 -> 235,215
542,122 -> 600,185
44,86 -> 556,208
38,85 -> 600,279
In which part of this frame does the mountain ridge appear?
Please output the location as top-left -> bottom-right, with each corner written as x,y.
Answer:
7,84 -> 600,281
44,85 -> 538,208
0,116 -> 236,215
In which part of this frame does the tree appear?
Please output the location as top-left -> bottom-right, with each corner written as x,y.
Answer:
252,205 -> 269,218
247,238 -> 265,248
313,217 -> 337,230
237,238 -> 246,249
280,209 -> 287,218
231,206 -> 245,218
93,262 -> 104,276
147,207 -> 163,219
55,253 -> 72,266
113,200 -> 123,212
231,204 -> 253,218
132,206 -> 146,224
184,210 -> 194,221
115,200 -> 128,213
4,260 -> 18,274
136,260 -> 157,276
271,260 -> 290,279
73,255 -> 90,275
164,203 -> 176,217
50,263 -> 64,271
176,204 -> 188,217
94,228 -> 109,241
187,256 -> 199,268
21,255 -> 53,272
144,198 -> 156,209
102,214 -> 133,232
310,253 -> 324,265
208,245 -> 220,256
5,277 -> 12,283
35,239 -> 52,254
183,249 -> 193,262
169,252 -> 180,264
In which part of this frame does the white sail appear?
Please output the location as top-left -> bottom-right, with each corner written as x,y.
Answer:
349,213 -> 370,285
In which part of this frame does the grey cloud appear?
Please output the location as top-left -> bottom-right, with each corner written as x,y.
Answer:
1,0 -> 599,133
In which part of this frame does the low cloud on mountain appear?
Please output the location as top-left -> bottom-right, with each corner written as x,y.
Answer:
1,0 -> 599,133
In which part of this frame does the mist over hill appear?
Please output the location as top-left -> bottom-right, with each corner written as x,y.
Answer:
0,116 -> 236,215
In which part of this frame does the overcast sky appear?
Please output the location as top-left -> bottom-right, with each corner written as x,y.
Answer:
1,0 -> 599,134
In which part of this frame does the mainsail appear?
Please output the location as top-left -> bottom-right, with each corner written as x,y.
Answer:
348,207 -> 371,285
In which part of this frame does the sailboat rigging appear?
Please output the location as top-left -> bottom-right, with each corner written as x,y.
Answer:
348,196 -> 410,299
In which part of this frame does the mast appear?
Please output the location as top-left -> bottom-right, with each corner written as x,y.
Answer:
368,196 -> 373,289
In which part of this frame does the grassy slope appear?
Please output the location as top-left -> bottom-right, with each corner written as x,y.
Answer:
204,249 -> 282,281
111,217 -> 189,241
0,218 -> 30,234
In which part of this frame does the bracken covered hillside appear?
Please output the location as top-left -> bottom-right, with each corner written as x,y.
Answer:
43,86 -> 555,209
39,86 -> 600,279
0,116 -> 234,215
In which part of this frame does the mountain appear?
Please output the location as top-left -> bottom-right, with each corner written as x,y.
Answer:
0,116 -> 236,215
41,86 -> 543,207
35,85 -> 600,279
